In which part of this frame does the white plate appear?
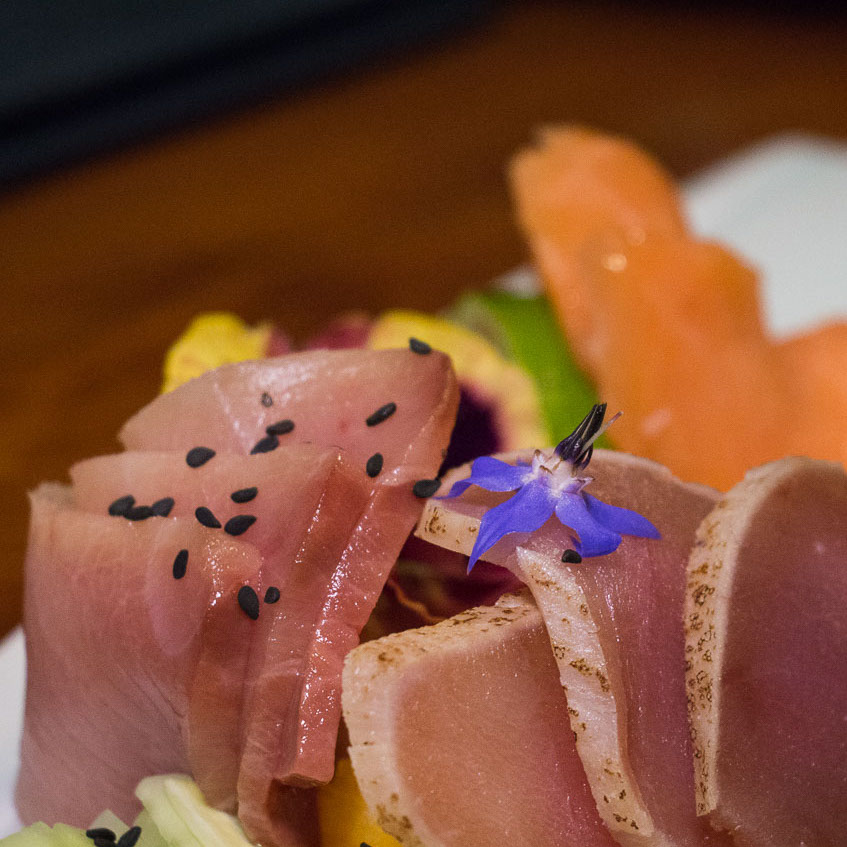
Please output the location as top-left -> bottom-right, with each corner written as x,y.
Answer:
2,133 -> 846,836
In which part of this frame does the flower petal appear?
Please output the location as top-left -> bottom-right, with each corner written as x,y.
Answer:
554,494 -> 622,558
583,493 -> 661,540
468,479 -> 555,571
443,456 -> 530,498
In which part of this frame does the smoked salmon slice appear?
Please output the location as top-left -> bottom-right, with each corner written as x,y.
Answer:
511,126 -> 847,491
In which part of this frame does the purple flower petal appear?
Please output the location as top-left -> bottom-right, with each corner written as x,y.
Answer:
583,493 -> 661,540
554,494 -> 622,558
468,479 -> 555,571
443,456 -> 530,498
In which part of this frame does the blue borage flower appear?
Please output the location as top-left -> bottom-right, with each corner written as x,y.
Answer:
442,404 -> 660,571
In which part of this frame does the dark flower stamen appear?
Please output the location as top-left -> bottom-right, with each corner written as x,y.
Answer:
261,392 -> 273,407
561,549 -> 583,564
555,403 -> 608,469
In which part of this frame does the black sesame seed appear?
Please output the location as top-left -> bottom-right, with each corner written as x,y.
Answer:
94,839 -> 116,847
225,515 -> 257,536
561,549 -> 583,564
409,337 -> 431,355
108,495 -> 135,517
265,418 -> 294,436
186,446 -> 216,468
264,586 -> 281,604
412,478 -> 441,498
86,829 -> 116,842
238,586 -> 260,620
366,402 -> 397,427
261,391 -> 273,407
250,434 -> 279,454
195,506 -> 221,529
151,497 -> 175,517
231,486 -> 258,503
116,826 -> 142,847
125,505 -> 154,521
365,452 -> 384,478
173,549 -> 188,579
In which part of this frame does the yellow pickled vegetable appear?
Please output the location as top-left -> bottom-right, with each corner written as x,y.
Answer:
162,312 -> 273,393
317,758 -> 401,847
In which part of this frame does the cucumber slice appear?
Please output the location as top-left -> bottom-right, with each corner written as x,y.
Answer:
0,823 -> 54,847
135,775 -> 252,847
88,812 -> 128,836
132,811 -> 167,847
49,825 -> 90,847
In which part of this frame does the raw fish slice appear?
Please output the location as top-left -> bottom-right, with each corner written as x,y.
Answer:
66,348 -> 458,846
685,457 -> 847,846
118,349 -> 458,782
70,444 -> 349,582
509,125 -> 686,373
70,443 -> 366,825
511,126 -> 847,491
233,453 -> 369,847
342,592 -> 619,847
16,485 -> 262,829
120,349 -> 455,477
417,449 -> 729,846
559,237 -> 789,492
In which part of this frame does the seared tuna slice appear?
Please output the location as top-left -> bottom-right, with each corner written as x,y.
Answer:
417,449 -> 729,846
685,457 -> 847,846
343,591 -> 619,847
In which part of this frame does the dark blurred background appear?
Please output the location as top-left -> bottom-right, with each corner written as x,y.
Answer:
1,0 -> 846,635
0,0 -> 491,187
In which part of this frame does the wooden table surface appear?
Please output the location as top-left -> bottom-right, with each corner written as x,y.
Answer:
1,0 -> 846,638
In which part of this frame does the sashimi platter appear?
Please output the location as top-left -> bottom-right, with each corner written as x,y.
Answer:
3,128 -> 847,847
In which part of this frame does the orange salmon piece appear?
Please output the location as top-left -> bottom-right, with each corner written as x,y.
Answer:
511,126 -> 845,490
510,126 -> 687,371
777,321 -> 847,465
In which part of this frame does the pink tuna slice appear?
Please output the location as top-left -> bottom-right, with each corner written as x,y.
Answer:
17,483 -> 266,828
18,349 -> 458,847
68,445 -> 367,819
685,457 -> 847,846
19,445 -> 362,847
343,591 -> 620,847
416,449 -> 731,846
